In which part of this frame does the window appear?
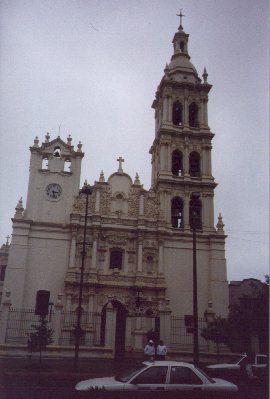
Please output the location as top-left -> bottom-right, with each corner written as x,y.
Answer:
189,151 -> 200,177
132,366 -> 168,385
171,197 -> 184,229
64,159 -> 71,172
189,193 -> 202,230
189,102 -> 199,127
110,250 -> 123,270
116,193 -> 123,213
42,157 -> 49,170
0,265 -> 6,281
53,146 -> 61,157
172,150 -> 183,176
169,367 -> 202,385
172,101 -> 183,126
180,41 -> 185,52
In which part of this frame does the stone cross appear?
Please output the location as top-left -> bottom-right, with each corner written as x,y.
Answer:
117,156 -> 125,172
176,9 -> 185,30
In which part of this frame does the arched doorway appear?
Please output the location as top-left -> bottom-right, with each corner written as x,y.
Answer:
100,300 -> 127,360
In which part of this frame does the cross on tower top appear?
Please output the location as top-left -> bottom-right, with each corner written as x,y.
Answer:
117,156 -> 125,173
176,9 -> 185,31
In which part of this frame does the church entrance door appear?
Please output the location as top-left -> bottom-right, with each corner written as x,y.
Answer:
112,300 -> 127,360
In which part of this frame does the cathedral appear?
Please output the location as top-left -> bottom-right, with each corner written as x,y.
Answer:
2,19 -> 229,357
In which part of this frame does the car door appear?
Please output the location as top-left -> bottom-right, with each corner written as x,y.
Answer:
166,366 -> 204,393
130,365 -> 168,392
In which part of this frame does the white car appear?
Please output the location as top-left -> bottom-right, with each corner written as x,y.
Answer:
75,360 -> 238,395
207,354 -> 247,372
207,353 -> 267,379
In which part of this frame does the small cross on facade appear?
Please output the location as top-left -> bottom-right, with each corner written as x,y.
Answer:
117,156 -> 125,172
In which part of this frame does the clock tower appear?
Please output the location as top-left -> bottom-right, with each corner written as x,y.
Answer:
4,133 -> 84,308
25,133 -> 84,224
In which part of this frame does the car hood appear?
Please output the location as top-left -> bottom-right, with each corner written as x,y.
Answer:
212,378 -> 238,391
207,364 -> 239,369
75,376 -> 123,391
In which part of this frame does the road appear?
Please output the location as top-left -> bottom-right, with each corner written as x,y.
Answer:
0,358 -> 268,399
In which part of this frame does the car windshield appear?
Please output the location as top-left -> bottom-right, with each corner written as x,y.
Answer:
195,367 -> 215,383
115,364 -> 147,383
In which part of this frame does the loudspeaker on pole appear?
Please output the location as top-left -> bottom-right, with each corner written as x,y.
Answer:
35,290 -> 50,316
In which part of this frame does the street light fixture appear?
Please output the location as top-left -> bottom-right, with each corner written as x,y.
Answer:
74,181 -> 93,372
190,192 -> 201,367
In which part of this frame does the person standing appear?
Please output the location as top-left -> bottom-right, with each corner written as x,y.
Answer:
156,340 -> 167,360
144,339 -> 155,361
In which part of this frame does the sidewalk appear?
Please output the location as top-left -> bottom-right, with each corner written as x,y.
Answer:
0,356 -> 139,399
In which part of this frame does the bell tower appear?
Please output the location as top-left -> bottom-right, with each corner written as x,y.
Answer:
150,17 -> 216,232
25,133 -> 84,224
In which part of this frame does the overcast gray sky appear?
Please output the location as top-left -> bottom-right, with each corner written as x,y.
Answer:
0,0 -> 268,282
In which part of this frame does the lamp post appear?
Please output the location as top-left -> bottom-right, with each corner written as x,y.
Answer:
191,192 -> 200,367
74,181 -> 92,371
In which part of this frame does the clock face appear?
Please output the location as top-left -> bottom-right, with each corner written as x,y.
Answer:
46,183 -> 62,200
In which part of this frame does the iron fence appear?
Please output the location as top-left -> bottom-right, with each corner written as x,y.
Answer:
5,308 -> 54,344
171,316 -> 209,350
59,310 -> 102,346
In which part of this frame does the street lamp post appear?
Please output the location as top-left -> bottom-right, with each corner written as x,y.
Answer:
191,192 -> 200,367
74,182 -> 92,372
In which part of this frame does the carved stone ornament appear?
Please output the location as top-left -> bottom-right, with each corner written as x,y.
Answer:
128,188 -> 140,217
144,195 -> 160,219
100,186 -> 112,215
125,296 -> 158,317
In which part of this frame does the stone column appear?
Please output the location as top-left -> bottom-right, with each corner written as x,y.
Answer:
202,146 -> 207,176
53,293 -> 64,345
91,237 -> 98,270
68,230 -> 77,268
88,291 -> 95,313
137,240 -> 143,272
139,193 -> 144,216
66,294 -> 72,311
199,101 -> 204,126
167,143 -> 172,172
0,290 -> 12,344
133,316 -> 147,351
158,242 -> 164,274
159,308 -> 172,351
184,193 -> 190,230
168,96 -> 172,123
184,98 -> 189,127
105,302 -> 116,353
160,145 -> 166,172
183,140 -> 189,176
95,189 -> 100,213
204,99 -> 209,126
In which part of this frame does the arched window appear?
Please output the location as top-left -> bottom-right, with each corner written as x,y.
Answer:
110,249 -> 123,270
64,159 -> 71,172
53,146 -> 61,157
189,102 -> 199,127
172,150 -> 183,176
42,157 -> 49,170
189,193 -> 202,230
189,151 -> 200,177
172,101 -> 183,126
180,41 -> 185,52
171,197 -> 184,229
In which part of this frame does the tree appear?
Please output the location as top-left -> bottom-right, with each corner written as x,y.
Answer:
27,316 -> 54,363
227,290 -> 269,354
201,316 -> 230,361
